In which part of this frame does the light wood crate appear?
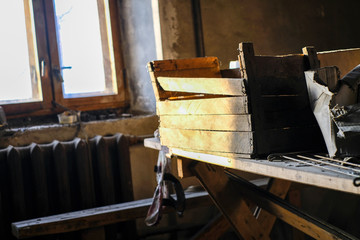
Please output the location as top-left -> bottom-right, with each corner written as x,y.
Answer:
148,43 -> 325,158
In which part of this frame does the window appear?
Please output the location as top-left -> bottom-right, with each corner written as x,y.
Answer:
0,1 -> 41,104
0,0 -> 127,117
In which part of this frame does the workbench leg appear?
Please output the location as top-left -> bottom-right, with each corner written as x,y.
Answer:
191,214 -> 231,240
190,177 -> 291,240
192,163 -> 270,240
192,162 -> 356,240
255,177 -> 292,235
288,190 -> 305,240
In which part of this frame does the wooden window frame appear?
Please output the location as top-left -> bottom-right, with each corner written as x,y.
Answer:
3,0 -> 128,118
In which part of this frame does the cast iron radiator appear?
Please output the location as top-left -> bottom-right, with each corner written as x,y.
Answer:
0,133 -> 135,239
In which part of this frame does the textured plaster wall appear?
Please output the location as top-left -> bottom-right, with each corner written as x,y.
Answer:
156,0 -> 360,70
157,0 -> 198,59
118,0 -> 157,114
200,0 -> 360,66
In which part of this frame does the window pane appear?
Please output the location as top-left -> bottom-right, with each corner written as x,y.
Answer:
54,0 -> 117,98
0,0 -> 41,104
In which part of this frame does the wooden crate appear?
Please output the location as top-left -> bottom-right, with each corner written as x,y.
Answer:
148,43 -> 325,158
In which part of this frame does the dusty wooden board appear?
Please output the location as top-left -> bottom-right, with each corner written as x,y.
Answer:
159,128 -> 253,154
12,191 -> 211,239
318,48 -> 360,78
157,76 -> 246,96
156,96 -> 248,115
159,114 -> 252,131
167,147 -> 360,195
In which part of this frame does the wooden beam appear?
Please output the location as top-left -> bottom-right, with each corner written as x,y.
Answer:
157,77 -> 246,96
159,128 -> 253,154
224,169 -> 358,240
191,177 -> 290,239
12,191 -> 211,239
191,214 -> 231,240
192,162 -> 269,239
160,114 -> 252,131
156,96 -> 249,115
256,178 -> 292,235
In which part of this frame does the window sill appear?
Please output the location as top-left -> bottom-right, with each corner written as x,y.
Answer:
0,114 -> 158,148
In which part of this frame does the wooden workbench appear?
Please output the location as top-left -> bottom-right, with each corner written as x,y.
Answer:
144,137 -> 360,240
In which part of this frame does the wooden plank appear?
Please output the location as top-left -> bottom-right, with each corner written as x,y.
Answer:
262,109 -> 317,130
151,57 -> 220,72
176,157 -> 193,179
159,114 -> 252,131
253,54 -> 307,78
11,191 -> 211,239
315,66 -> 340,92
256,178 -> 292,235
148,57 -> 222,101
258,126 -> 325,155
157,77 -> 246,96
144,138 -> 252,158
144,137 -> 162,150
258,76 -> 308,95
225,170 -> 358,240
192,162 -> 269,240
191,177 -> 291,240
260,95 -> 310,112
167,148 -> 360,195
288,190 -> 306,240
157,96 -> 248,115
159,128 -> 253,154
175,149 -> 252,159
239,43 -> 261,155
220,68 -> 242,78
191,214 -> 231,240
318,48 -> 360,78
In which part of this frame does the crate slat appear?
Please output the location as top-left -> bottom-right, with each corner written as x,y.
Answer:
159,128 -> 254,154
159,115 -> 252,131
157,96 -> 248,115
157,77 -> 246,96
